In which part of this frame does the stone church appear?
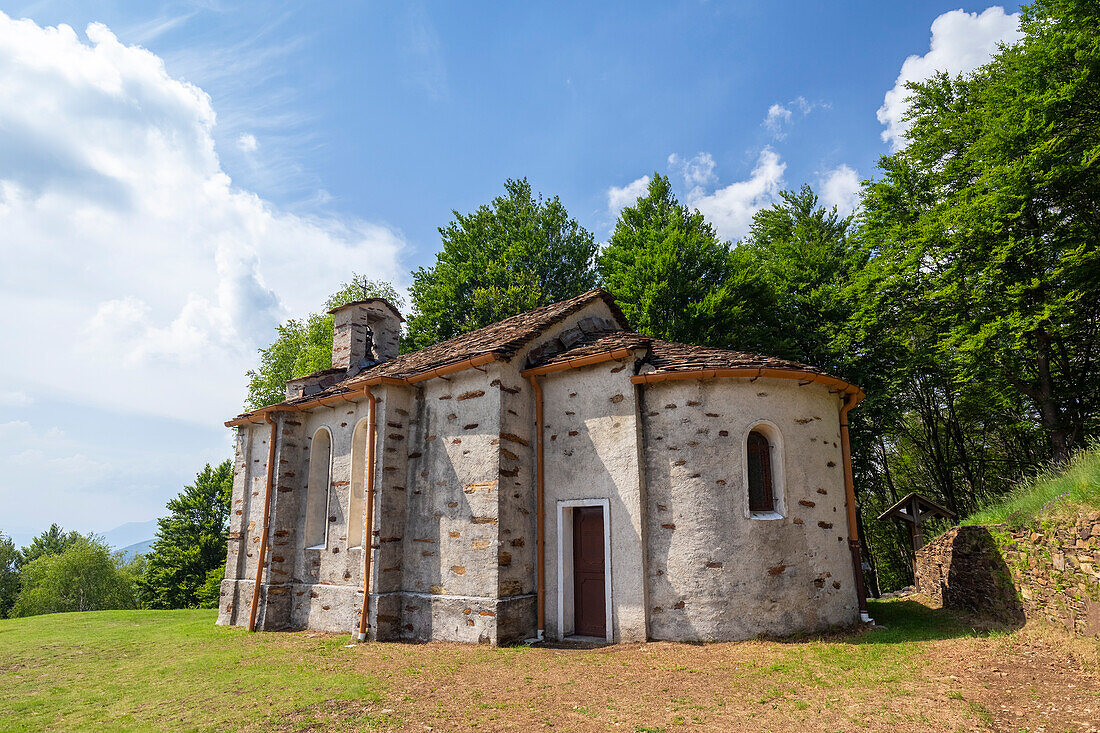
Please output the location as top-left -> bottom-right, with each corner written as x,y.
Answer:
218,289 -> 869,644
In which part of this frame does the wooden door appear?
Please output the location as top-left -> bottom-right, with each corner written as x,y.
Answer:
572,506 -> 606,638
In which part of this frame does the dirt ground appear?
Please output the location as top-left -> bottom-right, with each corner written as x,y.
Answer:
272,597 -> 1100,732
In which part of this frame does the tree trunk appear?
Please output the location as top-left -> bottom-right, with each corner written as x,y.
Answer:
1033,325 -> 1073,463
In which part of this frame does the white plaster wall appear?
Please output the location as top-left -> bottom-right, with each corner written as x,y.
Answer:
538,360 -> 647,643
642,377 -> 858,641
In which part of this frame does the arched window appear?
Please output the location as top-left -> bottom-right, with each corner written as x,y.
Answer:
747,430 -> 775,514
348,419 -> 369,548
304,427 -> 332,548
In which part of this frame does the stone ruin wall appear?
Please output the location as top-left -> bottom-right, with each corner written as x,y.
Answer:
916,515 -> 1100,636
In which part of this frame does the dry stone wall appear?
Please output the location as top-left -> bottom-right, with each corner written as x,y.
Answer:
916,514 -> 1100,636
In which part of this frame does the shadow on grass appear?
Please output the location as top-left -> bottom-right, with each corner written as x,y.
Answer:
845,598 -> 1020,645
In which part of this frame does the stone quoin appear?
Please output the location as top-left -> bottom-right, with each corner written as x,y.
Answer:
218,289 -> 867,643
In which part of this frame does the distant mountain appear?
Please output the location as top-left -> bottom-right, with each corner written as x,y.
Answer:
119,538 -> 156,561
99,519 -> 159,550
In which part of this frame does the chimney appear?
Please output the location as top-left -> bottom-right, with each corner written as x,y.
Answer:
328,298 -> 403,371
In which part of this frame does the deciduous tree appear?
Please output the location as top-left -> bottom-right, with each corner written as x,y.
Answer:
140,461 -> 233,609
11,537 -> 137,617
245,276 -> 403,409
404,178 -> 598,349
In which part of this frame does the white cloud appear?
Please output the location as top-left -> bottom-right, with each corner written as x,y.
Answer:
762,96 -> 816,140
237,132 -> 258,153
878,6 -> 1022,150
0,390 -> 33,407
818,165 -> 862,216
667,152 -> 717,193
0,13 -> 406,425
763,104 -> 793,138
607,175 -> 651,216
688,148 -> 786,242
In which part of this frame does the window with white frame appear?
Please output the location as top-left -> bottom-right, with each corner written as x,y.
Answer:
744,423 -> 784,519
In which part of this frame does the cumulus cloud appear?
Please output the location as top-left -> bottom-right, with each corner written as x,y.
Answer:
762,96 -> 815,139
763,104 -> 792,138
0,13 -> 405,425
687,148 -> 786,242
237,132 -> 258,153
607,175 -> 651,217
818,165 -> 862,216
878,6 -> 1022,149
667,152 -> 717,194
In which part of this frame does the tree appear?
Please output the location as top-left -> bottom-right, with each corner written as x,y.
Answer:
245,276 -> 404,409
11,537 -> 137,617
864,0 -> 1100,462
404,178 -> 598,349
196,566 -> 224,609
18,524 -> 82,568
739,184 -> 859,372
836,0 -> 1100,590
0,532 -> 19,617
598,174 -> 742,345
140,461 -> 233,610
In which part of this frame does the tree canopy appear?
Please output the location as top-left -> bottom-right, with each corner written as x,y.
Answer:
10,536 -> 137,617
404,178 -> 598,350
598,174 -> 736,345
856,0 -> 1100,463
17,524 -> 83,569
245,276 -> 404,409
140,460 -> 234,610
0,533 -> 18,618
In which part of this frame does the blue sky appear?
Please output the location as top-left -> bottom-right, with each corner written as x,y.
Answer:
0,1 -> 1022,546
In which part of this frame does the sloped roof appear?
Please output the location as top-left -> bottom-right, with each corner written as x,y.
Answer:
227,288 -> 856,427
345,288 -> 629,384
227,289 -> 628,423
642,340 -> 826,376
522,329 -> 825,377
523,331 -> 653,370
327,297 -> 405,321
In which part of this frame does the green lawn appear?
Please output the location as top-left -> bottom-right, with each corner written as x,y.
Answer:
962,443 -> 1100,528
0,599 -> 1083,731
0,610 -> 385,731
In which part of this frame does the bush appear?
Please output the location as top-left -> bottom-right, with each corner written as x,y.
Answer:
0,533 -> 18,618
196,566 -> 224,609
11,537 -> 138,617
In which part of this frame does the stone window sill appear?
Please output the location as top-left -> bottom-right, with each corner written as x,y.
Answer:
750,511 -> 784,521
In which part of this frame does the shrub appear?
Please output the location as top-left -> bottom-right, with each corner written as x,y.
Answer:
11,537 -> 138,617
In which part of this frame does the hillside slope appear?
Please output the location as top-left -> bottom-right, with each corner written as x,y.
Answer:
963,444 -> 1100,528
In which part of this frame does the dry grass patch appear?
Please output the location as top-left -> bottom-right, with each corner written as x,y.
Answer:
1,597 -> 1097,731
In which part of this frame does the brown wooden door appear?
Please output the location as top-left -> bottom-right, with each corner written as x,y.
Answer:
573,506 -> 606,638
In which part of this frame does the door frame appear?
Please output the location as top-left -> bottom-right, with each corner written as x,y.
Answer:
556,498 -> 613,641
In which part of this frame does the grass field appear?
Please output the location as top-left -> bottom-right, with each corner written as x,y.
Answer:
1,597 -> 1098,731
963,444 -> 1100,529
